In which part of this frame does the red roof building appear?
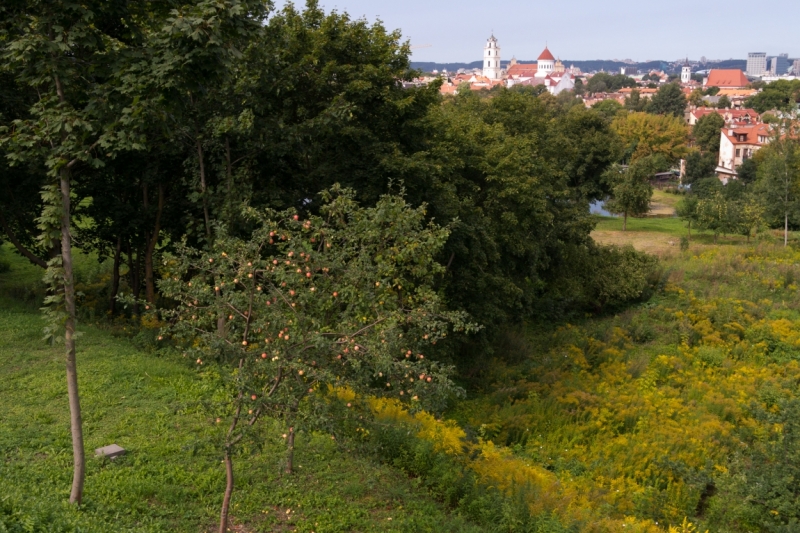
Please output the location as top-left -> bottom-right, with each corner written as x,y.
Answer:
705,69 -> 750,89
538,47 -> 555,61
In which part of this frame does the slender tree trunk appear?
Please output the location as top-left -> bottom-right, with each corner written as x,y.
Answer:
785,211 -> 789,247
196,138 -> 211,242
110,236 -> 122,315
687,221 -> 691,240
219,449 -> 235,533
285,426 -> 295,474
60,167 -> 85,505
623,212 -> 628,231
144,184 -> 164,304
127,242 -> 141,316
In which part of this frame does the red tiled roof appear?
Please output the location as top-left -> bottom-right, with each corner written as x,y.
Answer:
706,69 -> 749,88
538,47 -> 555,61
722,123 -> 771,145
507,63 -> 538,77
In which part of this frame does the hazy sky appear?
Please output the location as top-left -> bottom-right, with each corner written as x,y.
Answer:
276,0 -> 796,63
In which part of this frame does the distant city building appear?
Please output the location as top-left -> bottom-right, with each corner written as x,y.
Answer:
483,34 -> 502,80
794,59 -> 800,75
716,123 -> 771,182
746,52 -> 767,77
705,69 -> 750,89
535,46 -> 555,78
681,59 -> 691,84
768,53 -> 790,75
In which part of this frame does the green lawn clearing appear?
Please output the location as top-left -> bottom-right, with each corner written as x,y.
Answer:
0,246 -> 486,533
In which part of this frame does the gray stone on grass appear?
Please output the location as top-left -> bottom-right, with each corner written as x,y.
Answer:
95,444 -> 126,459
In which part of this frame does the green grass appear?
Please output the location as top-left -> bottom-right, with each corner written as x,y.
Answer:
0,247 -> 487,533
593,215 -> 690,235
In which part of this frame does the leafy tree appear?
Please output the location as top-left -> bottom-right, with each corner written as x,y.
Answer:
157,188 -> 473,533
745,79 -> 800,113
737,156 -> 760,185
592,99 -> 624,123
604,157 -> 659,230
612,112 -> 689,163
693,112 -> 725,153
688,89 -> 705,107
624,89 -> 647,112
716,94 -> 732,109
573,78 -> 585,96
586,72 -> 636,94
755,135 -> 800,246
696,190 -> 733,243
684,151 -> 718,183
676,195 -> 699,239
0,0 -> 144,504
737,194 -> 765,242
645,83 -> 688,118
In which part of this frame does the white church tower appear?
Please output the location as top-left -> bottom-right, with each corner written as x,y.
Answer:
681,59 -> 691,84
483,34 -> 502,80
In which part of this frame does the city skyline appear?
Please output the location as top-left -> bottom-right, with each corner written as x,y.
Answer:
274,0 -> 796,63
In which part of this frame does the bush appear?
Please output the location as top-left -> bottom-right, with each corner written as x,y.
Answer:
0,258 -> 10,274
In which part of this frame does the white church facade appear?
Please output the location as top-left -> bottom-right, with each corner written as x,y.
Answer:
483,35 -> 503,80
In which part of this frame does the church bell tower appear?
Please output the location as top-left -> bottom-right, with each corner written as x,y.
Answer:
483,35 -> 502,80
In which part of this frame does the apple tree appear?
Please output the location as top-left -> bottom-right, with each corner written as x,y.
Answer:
156,186 -> 475,533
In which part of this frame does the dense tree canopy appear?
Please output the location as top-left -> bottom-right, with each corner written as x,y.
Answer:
693,112 -> 725,153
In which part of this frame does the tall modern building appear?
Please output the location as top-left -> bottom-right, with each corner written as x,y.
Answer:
768,53 -> 790,75
747,52 -> 767,77
794,59 -> 800,75
483,35 -> 502,80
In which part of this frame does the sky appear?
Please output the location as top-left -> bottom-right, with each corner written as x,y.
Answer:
275,0 -> 797,63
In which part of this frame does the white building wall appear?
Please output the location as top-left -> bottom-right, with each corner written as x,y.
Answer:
483,36 -> 502,80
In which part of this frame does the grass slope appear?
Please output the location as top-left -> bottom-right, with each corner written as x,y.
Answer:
0,245 -> 484,533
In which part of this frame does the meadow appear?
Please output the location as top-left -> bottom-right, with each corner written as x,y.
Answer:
0,244 -> 490,533
4,228 -> 800,532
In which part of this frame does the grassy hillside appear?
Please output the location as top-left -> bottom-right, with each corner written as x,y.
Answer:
0,245 -> 486,533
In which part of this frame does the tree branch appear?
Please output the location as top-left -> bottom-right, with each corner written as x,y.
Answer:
0,210 -> 47,268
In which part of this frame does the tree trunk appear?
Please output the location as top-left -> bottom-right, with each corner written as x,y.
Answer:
110,236 -> 122,315
196,138 -> 211,242
623,212 -> 628,231
127,242 -> 141,316
687,221 -> 691,240
785,211 -> 789,247
144,184 -> 164,304
219,450 -> 235,533
60,167 -> 85,505
714,233 -> 718,244
285,426 -> 295,474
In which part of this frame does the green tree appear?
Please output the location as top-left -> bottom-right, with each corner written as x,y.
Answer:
716,94 -> 732,109
645,83 -> 688,118
696,190 -> 733,243
684,151 -> 718,183
737,156 -> 759,185
693,112 -> 725,153
676,195 -> 700,239
586,72 -> 636,94
755,135 -> 800,246
745,79 -> 800,113
604,157 -> 658,230
0,1 -> 141,504
688,89 -> 705,107
592,99 -> 624,123
157,188 -> 474,533
624,89 -> 647,112
612,112 -> 689,163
